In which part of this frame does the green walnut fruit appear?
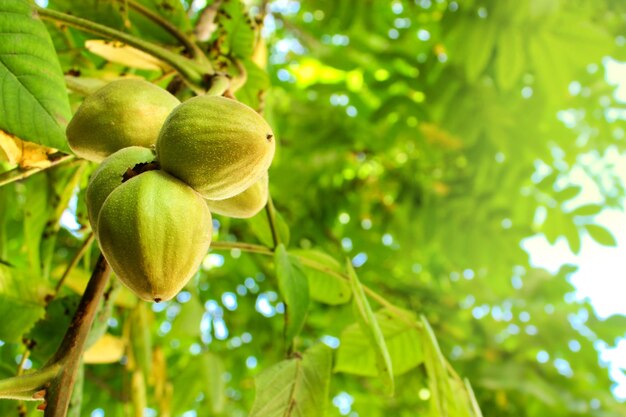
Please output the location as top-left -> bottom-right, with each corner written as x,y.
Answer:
97,170 -> 212,302
157,96 -> 275,200
67,79 -> 180,162
86,146 -> 156,234
205,173 -> 268,218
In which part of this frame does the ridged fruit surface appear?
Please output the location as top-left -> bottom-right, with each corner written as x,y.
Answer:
157,96 -> 275,200
97,171 -> 212,302
86,146 -> 156,234
67,79 -> 180,162
206,173 -> 268,218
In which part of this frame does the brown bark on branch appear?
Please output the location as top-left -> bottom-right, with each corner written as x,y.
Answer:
44,255 -> 112,417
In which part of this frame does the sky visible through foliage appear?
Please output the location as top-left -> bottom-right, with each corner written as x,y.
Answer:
524,57 -> 626,398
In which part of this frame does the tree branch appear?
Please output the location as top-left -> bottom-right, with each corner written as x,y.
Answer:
36,7 -> 210,89
0,154 -> 74,188
44,255 -> 112,417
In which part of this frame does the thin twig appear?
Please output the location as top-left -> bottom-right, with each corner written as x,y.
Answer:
210,240 -> 272,255
209,240 -> 419,327
16,350 -> 31,376
205,73 -> 231,96
115,0 -> 204,59
265,195 -> 280,249
54,233 -> 96,295
0,154 -> 74,188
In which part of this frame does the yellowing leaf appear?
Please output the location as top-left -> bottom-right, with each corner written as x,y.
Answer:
85,40 -> 167,71
84,333 -> 125,364
0,130 -> 56,168
251,36 -> 267,68
0,130 -> 21,164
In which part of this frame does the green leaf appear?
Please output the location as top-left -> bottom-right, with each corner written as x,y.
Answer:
0,0 -> 71,151
218,0 -> 256,59
554,186 -> 581,202
464,18 -> 497,82
275,244 -> 310,346
291,249 -> 351,305
250,343 -> 332,417
0,265 -> 46,343
26,295 -> 79,362
563,216 -> 581,255
0,295 -> 46,343
585,224 -> 617,247
346,261 -> 394,395
335,308 -> 423,376
171,352 -> 226,415
129,303 -> 153,378
236,60 -> 270,110
570,204 -> 603,217
463,379 -> 484,417
248,207 -> 290,247
421,316 -> 453,417
169,294 -> 205,339
201,352 -> 226,414
529,31 -> 570,102
495,29 -> 525,90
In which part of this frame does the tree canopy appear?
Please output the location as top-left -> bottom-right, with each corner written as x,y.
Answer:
0,0 -> 625,416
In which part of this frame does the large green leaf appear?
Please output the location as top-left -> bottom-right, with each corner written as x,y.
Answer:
26,294 -> 80,361
275,244 -> 310,346
584,224 -> 617,247
0,0 -> 71,151
291,249 -> 351,305
248,207 -> 290,247
0,265 -> 46,342
346,262 -> 394,395
202,352 -> 226,414
171,352 -> 226,415
129,303 -> 153,379
218,0 -> 256,59
421,316 -> 455,417
236,59 -> 270,110
168,294 -> 205,339
250,343 -> 332,417
495,28 -> 525,90
463,18 -> 497,82
335,308 -> 423,376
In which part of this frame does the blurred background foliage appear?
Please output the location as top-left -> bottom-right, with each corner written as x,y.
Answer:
0,0 -> 625,416
264,0 -> 626,416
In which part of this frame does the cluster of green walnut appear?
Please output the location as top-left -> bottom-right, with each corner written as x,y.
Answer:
67,79 -> 275,303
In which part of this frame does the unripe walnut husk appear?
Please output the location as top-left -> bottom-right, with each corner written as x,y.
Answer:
97,170 -> 212,302
157,96 -> 275,200
205,173 -> 268,218
67,79 -> 180,162
86,146 -> 156,234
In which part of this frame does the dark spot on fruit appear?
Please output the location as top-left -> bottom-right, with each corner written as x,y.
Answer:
122,160 -> 160,182
154,298 -> 162,303
266,134 -> 273,142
